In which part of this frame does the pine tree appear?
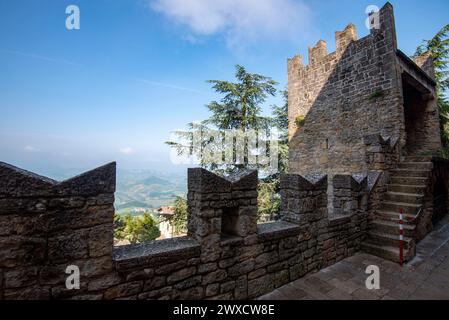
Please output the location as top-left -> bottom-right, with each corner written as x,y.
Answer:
114,212 -> 161,244
270,89 -> 289,176
167,65 -> 278,173
167,65 -> 288,224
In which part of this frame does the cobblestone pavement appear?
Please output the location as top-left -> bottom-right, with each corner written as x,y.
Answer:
259,216 -> 449,300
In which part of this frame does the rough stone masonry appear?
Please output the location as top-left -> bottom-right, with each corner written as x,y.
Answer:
1,2 -> 448,300
287,3 -> 441,175
0,161 -> 379,299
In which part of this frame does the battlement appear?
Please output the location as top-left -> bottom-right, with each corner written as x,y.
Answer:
288,3 -> 395,72
308,40 -> 328,66
286,2 -> 431,176
335,23 -> 358,55
0,161 -> 116,198
288,23 -> 358,71
0,162 -> 375,300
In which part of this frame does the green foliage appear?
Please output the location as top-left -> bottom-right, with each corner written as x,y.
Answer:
171,197 -> 188,235
167,65 -> 289,222
415,24 -> 449,145
139,212 -> 162,242
271,90 -> 289,136
368,88 -> 385,101
419,147 -> 449,159
114,212 -> 161,244
205,65 -> 277,131
114,212 -> 125,238
271,89 -> 289,176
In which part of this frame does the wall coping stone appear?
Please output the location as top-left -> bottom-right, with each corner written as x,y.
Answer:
257,221 -> 301,242
367,171 -> 383,192
0,161 -> 116,198
113,236 -> 200,271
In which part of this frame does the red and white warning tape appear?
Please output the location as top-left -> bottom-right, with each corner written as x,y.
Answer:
399,208 -> 404,266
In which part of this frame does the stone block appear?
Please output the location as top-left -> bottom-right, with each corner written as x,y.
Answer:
103,281 -> 143,299
205,283 -> 220,297
3,266 -> 38,288
202,269 -> 227,285
143,276 -> 166,291
166,267 -> 197,284
248,274 -> 274,298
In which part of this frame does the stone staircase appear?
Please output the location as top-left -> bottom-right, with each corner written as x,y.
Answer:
361,156 -> 432,263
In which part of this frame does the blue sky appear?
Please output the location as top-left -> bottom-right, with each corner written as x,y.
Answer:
0,0 -> 448,178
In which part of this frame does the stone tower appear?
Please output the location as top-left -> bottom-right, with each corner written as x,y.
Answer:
287,2 -> 442,176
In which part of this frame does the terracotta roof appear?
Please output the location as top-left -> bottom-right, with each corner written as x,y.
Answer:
157,206 -> 175,216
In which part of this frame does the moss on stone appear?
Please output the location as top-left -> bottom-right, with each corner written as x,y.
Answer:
368,88 -> 385,100
295,115 -> 306,128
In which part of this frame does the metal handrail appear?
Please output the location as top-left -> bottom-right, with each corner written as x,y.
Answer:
408,206 -> 423,223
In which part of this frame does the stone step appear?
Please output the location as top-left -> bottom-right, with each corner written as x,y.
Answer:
380,201 -> 421,214
376,210 -> 416,223
391,176 -> 428,186
365,231 -> 413,249
391,169 -> 429,178
388,184 -> 427,194
361,242 -> 414,263
371,220 -> 415,237
384,191 -> 424,204
404,156 -> 433,162
398,162 -> 433,170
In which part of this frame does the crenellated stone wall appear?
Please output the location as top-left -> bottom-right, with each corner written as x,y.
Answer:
0,161 -> 116,299
417,158 -> 449,241
0,162 -> 378,300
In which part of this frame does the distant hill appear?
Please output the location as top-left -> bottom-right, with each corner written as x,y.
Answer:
115,200 -> 150,211
138,176 -> 171,186
115,169 -> 186,215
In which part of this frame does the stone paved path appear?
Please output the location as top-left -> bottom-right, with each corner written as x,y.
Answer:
259,216 -> 449,300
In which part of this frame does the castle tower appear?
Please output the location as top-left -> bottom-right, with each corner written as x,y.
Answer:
287,2 -> 441,176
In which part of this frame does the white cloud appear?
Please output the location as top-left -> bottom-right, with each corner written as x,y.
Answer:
149,0 -> 312,47
24,145 -> 40,152
119,147 -> 134,155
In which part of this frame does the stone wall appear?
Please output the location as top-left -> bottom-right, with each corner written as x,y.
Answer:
366,171 -> 389,226
363,134 -> 400,171
398,51 -> 441,155
417,158 -> 449,241
288,3 -> 402,175
0,162 -> 375,300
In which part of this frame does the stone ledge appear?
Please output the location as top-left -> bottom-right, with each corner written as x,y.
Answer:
257,221 -> 300,242
113,236 -> 200,271
328,214 -> 351,226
